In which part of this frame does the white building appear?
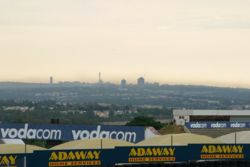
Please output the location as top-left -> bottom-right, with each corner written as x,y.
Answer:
93,110 -> 110,118
173,109 -> 250,125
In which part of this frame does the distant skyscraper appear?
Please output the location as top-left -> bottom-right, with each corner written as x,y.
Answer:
98,72 -> 103,84
50,76 -> 53,84
120,79 -> 127,88
137,77 -> 145,86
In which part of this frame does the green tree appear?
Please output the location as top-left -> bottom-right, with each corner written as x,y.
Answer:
126,116 -> 163,130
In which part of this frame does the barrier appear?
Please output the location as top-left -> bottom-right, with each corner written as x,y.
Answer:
0,123 -> 145,143
29,149 -> 114,167
114,146 -> 187,164
0,153 -> 29,167
189,144 -> 250,161
2,144 -> 250,167
186,122 -> 249,129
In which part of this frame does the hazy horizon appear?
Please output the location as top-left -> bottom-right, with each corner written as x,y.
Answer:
1,0 -> 250,88
1,76 -> 250,89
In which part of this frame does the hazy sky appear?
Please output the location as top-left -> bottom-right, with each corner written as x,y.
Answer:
1,0 -> 250,87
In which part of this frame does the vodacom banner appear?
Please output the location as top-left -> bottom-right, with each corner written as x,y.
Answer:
0,123 -> 145,143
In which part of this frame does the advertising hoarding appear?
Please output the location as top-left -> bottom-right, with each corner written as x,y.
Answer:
0,123 -> 145,143
189,144 -> 250,161
114,146 -> 188,164
186,122 -> 249,129
30,149 -> 113,167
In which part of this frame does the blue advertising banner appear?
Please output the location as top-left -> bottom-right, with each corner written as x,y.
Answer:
0,123 -> 144,143
4,145 -> 250,166
0,153 -> 28,167
30,149 -> 114,167
186,122 -> 249,129
113,146 -> 188,164
189,144 -> 250,161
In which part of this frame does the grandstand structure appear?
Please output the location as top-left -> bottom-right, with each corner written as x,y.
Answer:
184,126 -> 250,138
173,110 -> 250,125
173,109 -> 250,137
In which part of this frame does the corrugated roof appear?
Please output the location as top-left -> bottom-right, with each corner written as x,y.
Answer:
137,133 -> 221,146
217,131 -> 250,144
50,139 -> 134,150
0,144 -> 46,153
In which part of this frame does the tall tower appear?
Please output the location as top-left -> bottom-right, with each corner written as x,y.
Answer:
99,72 -> 101,83
50,76 -> 53,84
98,72 -> 103,84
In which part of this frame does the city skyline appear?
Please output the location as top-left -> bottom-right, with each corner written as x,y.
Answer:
1,0 -> 250,88
1,74 -> 250,89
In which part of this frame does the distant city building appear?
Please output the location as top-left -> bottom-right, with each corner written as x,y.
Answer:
153,82 -> 160,87
98,72 -> 103,84
50,76 -> 53,84
120,79 -> 127,88
137,77 -> 145,86
94,110 -> 109,118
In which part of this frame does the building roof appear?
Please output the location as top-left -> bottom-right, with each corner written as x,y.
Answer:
137,133 -> 221,146
50,139 -> 134,150
0,144 -> 45,154
173,110 -> 250,116
217,131 -> 250,144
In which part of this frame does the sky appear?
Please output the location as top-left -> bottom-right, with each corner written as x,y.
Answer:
1,0 -> 250,87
